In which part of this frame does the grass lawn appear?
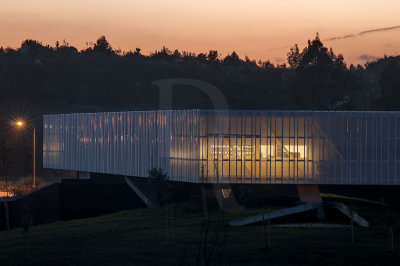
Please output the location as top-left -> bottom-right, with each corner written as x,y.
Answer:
1,199 -> 400,265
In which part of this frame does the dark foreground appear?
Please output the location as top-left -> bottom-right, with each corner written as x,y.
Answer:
1,199 -> 400,266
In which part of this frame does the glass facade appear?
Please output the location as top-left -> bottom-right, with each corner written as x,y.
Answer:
44,110 -> 400,185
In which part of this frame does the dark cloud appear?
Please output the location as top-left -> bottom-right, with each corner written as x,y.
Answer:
268,45 -> 292,51
359,54 -> 379,62
359,25 -> 400,36
343,34 -> 356,39
324,25 -> 400,42
269,25 -> 400,51
325,34 -> 356,42
325,37 -> 340,41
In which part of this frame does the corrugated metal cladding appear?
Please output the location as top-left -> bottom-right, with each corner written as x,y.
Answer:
44,110 -> 400,185
43,110 -> 200,182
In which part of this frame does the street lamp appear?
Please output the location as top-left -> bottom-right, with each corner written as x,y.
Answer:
15,120 -> 36,189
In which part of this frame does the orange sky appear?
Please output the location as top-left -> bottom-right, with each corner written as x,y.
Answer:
1,0 -> 400,65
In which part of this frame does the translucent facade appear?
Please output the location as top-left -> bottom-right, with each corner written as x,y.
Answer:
43,110 -> 200,183
44,110 -> 400,185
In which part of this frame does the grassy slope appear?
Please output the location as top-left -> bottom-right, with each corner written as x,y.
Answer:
1,200 -> 400,266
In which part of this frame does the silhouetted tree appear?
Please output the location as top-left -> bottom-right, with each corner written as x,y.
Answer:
56,40 -> 78,55
93,36 -> 113,54
21,40 -> 45,52
134,47 -> 142,56
258,60 -> 274,69
207,50 -> 219,62
223,51 -> 241,65
287,33 -> 353,109
287,34 -> 346,70
377,59 -> 400,110
151,46 -> 173,61
287,44 -> 301,69
125,48 -> 142,57
173,49 -> 181,58
148,168 -> 171,205
196,53 -> 207,63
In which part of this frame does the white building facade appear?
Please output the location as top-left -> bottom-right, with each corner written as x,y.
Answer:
43,110 -> 400,185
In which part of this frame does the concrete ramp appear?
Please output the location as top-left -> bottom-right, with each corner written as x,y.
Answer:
325,202 -> 369,227
230,202 -> 369,227
230,202 -> 321,226
124,176 -> 159,207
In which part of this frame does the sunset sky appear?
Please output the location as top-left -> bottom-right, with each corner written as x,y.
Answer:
1,0 -> 400,65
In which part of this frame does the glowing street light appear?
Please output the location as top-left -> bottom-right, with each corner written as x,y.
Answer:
14,120 -> 36,189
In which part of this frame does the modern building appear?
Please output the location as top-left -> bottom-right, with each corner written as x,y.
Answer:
43,110 -> 400,185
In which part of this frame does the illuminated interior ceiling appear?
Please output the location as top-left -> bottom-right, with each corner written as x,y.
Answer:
197,111 -> 330,183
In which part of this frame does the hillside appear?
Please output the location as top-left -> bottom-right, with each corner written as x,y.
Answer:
1,200 -> 400,265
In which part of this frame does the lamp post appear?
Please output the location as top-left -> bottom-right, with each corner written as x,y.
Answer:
15,121 -> 36,189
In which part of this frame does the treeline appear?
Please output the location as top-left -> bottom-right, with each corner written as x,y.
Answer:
1,34 -> 400,176
1,34 -> 399,114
